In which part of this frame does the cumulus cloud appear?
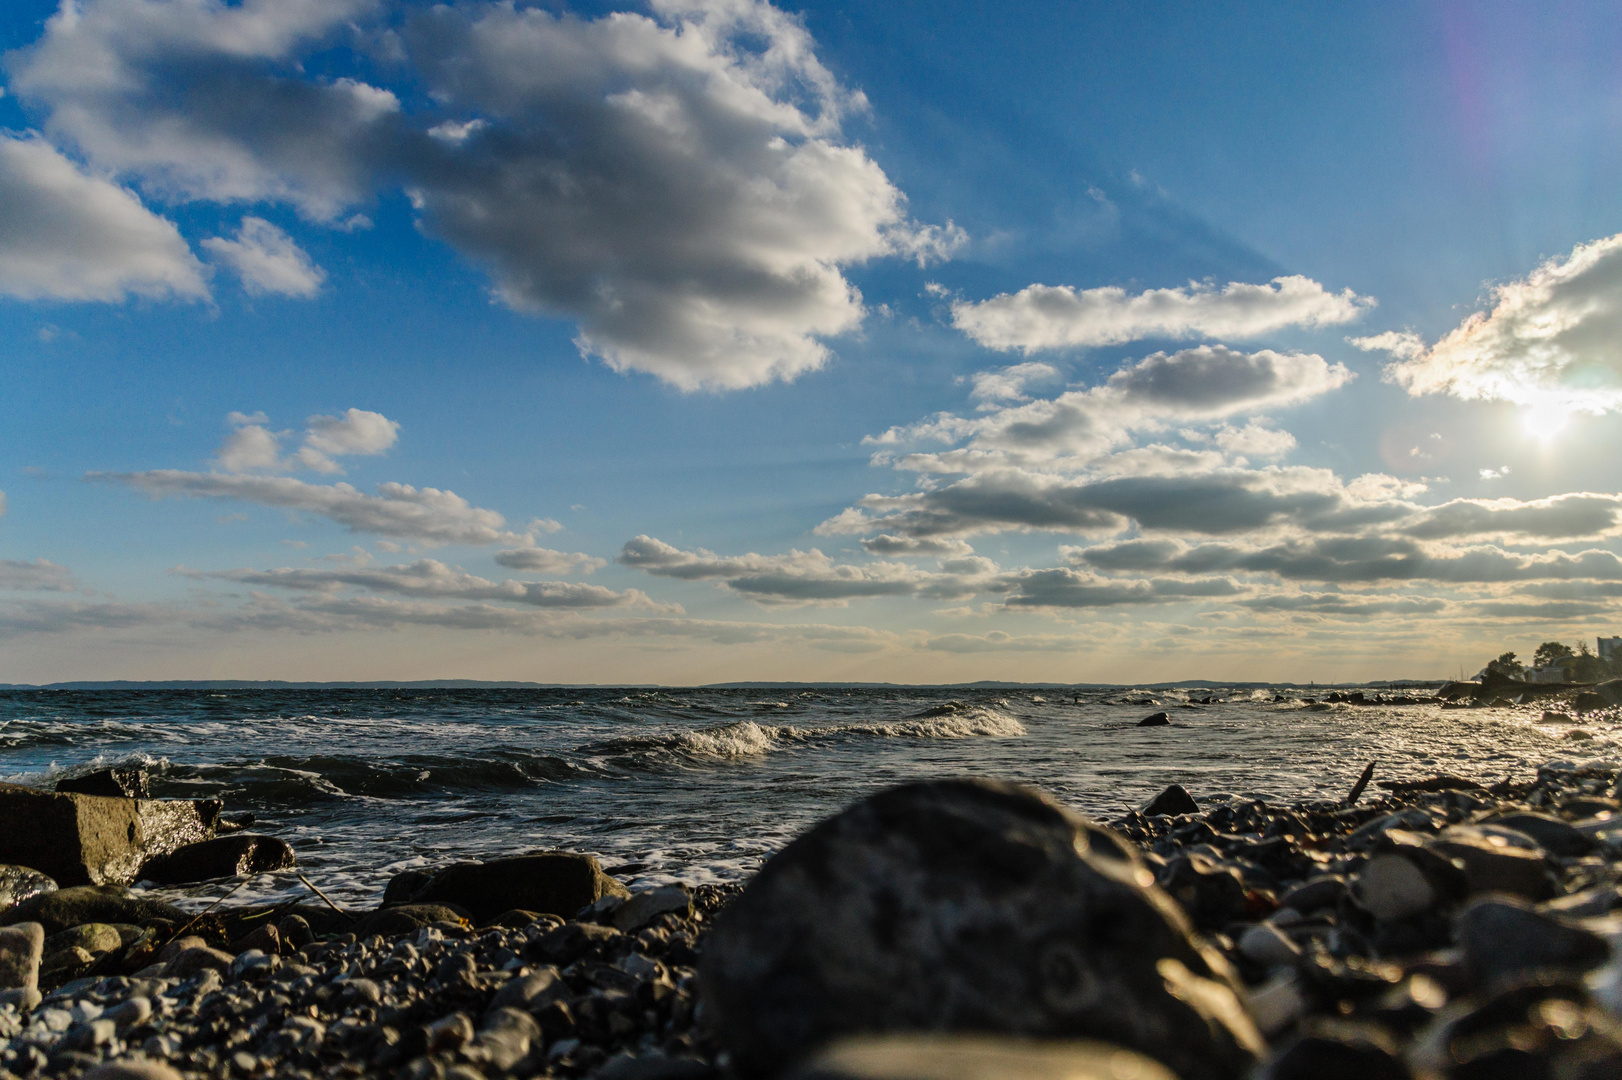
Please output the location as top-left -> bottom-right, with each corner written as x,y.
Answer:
999,567 -> 1241,609
0,132 -> 206,301
617,534 -> 998,605
1213,422 -> 1296,459
965,362 -> 1060,405
3,0 -> 962,389
202,217 -> 324,296
494,547 -> 607,575
0,558 -> 77,592
177,559 -> 666,610
870,346 -> 1352,471
217,408 -> 399,474
398,0 -> 959,389
99,469 -> 532,547
5,0 -> 392,220
858,535 -> 976,558
953,275 -> 1372,353
1360,233 -> 1622,415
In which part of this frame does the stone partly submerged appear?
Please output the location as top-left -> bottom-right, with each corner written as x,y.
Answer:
701,778 -> 1264,1080
138,834 -> 295,885
54,769 -> 151,800
0,783 -> 220,887
382,853 -> 631,923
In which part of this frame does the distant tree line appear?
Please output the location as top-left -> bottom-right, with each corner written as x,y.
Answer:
1483,641 -> 1617,684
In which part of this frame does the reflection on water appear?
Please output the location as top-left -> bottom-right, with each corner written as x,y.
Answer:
0,686 -> 1612,909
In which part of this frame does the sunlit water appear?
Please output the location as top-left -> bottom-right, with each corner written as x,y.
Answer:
0,686 -> 1613,910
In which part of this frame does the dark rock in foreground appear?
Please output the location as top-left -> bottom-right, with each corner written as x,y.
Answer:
700,778 -> 1263,1080
385,853 -> 631,923
788,1034 -> 1177,1080
1137,712 -> 1171,727
0,866 -> 56,916
1143,784 -> 1199,817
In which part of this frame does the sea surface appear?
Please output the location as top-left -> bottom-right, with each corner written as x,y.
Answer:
0,686 -> 1612,911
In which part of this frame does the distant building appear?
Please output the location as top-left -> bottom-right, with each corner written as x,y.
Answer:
1600,637 -> 1622,664
1526,666 -> 1567,684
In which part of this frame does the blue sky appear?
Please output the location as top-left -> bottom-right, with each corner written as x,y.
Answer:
3,0 -> 1622,683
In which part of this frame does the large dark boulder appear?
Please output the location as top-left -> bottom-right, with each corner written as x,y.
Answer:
139,834 -> 295,884
55,768 -> 150,799
1137,712 -> 1171,727
700,779 -> 1264,1080
1142,784 -> 1199,817
0,865 -> 57,915
0,783 -> 219,886
385,853 -> 629,923
0,885 -> 191,935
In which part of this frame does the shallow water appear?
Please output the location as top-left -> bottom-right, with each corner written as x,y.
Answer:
0,686 -> 1613,910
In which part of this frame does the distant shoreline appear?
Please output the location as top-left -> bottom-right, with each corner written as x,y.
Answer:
0,678 -> 1448,691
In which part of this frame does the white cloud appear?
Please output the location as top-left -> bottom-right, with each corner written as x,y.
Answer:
5,0 -> 392,221
402,0 -> 959,389
202,217 -> 324,297
1214,421 -> 1297,459
870,346 -> 1352,471
99,469 -> 532,547
4,0 -> 959,388
1365,233 -> 1622,415
617,534 -> 998,605
0,132 -> 206,301
965,362 -> 1060,405
178,559 -> 667,610
952,274 -> 1372,353
1347,330 -> 1424,360
494,547 -> 607,576
0,558 -> 76,592
215,408 -> 399,475
0,490 -> 6,518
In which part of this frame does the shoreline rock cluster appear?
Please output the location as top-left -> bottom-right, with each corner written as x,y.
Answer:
3,758 -> 1622,1079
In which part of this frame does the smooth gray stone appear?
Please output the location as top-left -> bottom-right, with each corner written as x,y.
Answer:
701,778 -> 1263,1080
1456,897 -> 1610,983
613,885 -> 694,932
789,1034 -> 1177,1080
0,921 -> 44,991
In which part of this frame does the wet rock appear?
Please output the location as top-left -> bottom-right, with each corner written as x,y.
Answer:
1574,691 -> 1611,714
39,944 -> 97,985
139,833 -> 295,884
0,885 -> 191,934
1348,849 -> 1466,922
1542,710 -> 1573,723
1142,785 -> 1199,817
474,1007 -> 541,1070
788,1034 -> 1178,1080
165,944 -> 234,978
1137,712 -> 1171,727
1375,775 -> 1484,796
489,967 -> 564,1013
277,913 -> 314,949
1481,812 -> 1594,857
0,865 -> 57,915
1279,876 -> 1346,914
1425,828 -> 1555,900
1158,853 -> 1250,930
0,921 -> 44,990
1258,1020 -> 1410,1080
1454,897 -> 1610,984
386,852 -> 629,922
1410,978 -> 1622,1078
613,885 -> 694,932
355,903 -> 467,938
229,922 -> 280,955
702,779 -> 1264,1080
0,783 -> 219,886
54,767 -> 150,799
529,920 -> 623,966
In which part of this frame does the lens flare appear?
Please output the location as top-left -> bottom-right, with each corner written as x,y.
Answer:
1521,400 -> 1571,440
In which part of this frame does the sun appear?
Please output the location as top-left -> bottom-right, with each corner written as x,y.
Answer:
1521,400 -> 1572,441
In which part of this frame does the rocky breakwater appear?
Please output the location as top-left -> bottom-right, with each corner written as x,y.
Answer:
8,764 -> 1622,1080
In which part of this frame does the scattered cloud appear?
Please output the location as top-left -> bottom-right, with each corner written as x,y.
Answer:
98,470 -> 532,547
217,408 -> 399,475
177,559 -> 668,611
494,547 -> 607,576
965,362 -> 1060,405
1360,232 -> 1622,416
952,275 -> 1372,353
867,346 -> 1352,470
617,534 -> 998,605
0,133 -> 206,302
0,558 -> 76,592
202,217 -> 324,297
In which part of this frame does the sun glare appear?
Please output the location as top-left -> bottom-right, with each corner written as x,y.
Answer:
1521,400 -> 1571,440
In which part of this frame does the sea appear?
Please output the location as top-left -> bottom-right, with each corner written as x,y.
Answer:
0,685 -> 1608,912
